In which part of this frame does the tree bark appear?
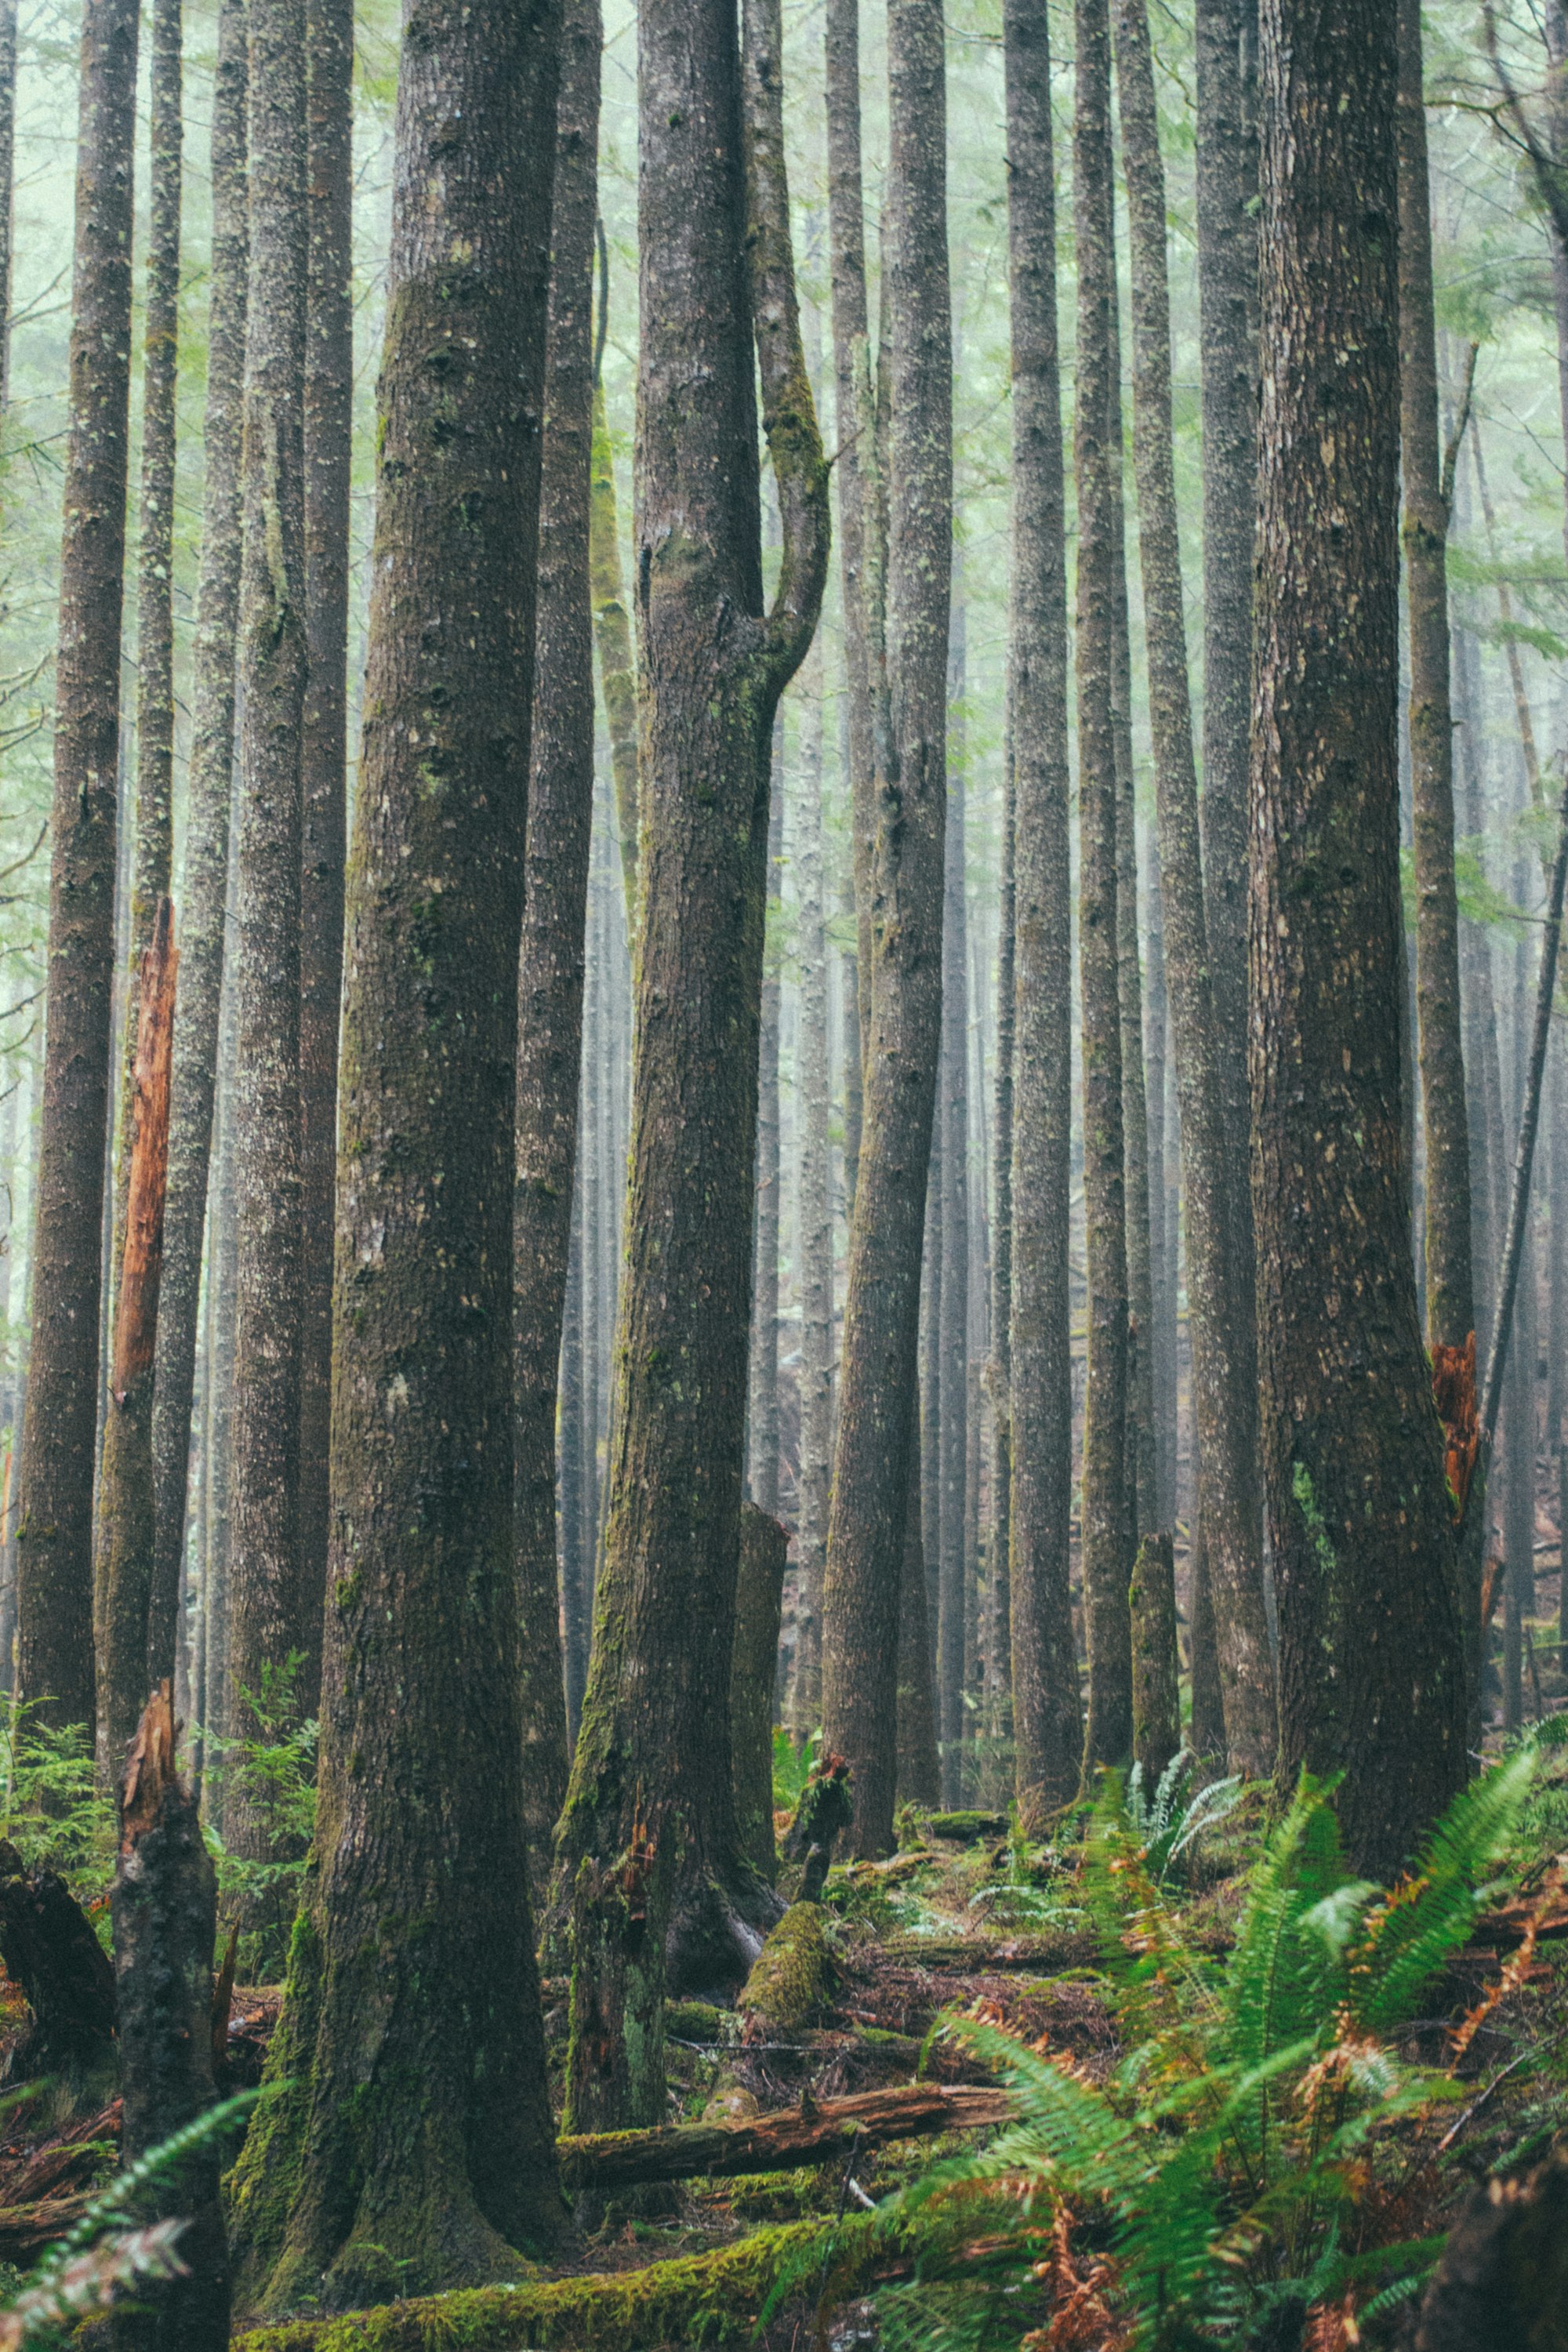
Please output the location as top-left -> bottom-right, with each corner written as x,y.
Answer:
749,749 -> 784,1523
731,1504 -> 787,1882
1112,0 -> 1276,1773
895,1386 -> 941,1806
98,904 -> 178,1768
112,1688 -> 230,2352
1251,0 -> 1466,1878
589,354 -> 639,927
1074,0 -> 1132,1781
296,0 -> 354,1716
223,0 -> 568,2305
552,0 -> 828,2118
225,0 -> 310,1821
0,1840 -> 118,2085
1130,1529 -> 1180,1787
822,0 -> 951,1857
1188,1515 -> 1225,1758
938,598 -> 969,1798
559,2083 -> 1013,2194
0,0 -> 15,423
795,643 -> 833,1730
514,0 -> 601,1909
1004,0 -> 1080,1823
15,0 -> 140,1737
149,0 -> 247,1691
986,720 -> 1014,1733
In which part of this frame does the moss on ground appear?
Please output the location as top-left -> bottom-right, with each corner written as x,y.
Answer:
738,1904 -> 834,2030
233,2215 -> 877,2352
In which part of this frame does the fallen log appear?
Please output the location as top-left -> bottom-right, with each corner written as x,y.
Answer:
869,1932 -> 1101,1973
0,2190 -> 94,2259
0,2098 -> 119,2205
556,2079 -> 1011,2193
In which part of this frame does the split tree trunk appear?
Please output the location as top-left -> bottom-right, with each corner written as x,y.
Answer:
15,0 -> 140,1736
822,0 -> 952,1857
553,0 -> 828,2122
98,905 -> 178,1766
149,0 -> 247,1688
1251,0 -> 1466,1877
1112,0 -> 1276,1772
1005,0 -> 1080,1821
296,0 -> 354,1713
1074,0 -> 1133,1780
514,0 -> 602,1907
223,0 -> 568,2305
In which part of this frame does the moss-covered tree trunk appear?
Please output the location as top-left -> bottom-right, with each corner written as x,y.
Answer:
15,0 -> 140,1737
514,0 -> 601,1905
1112,0 -> 1277,1773
1251,0 -> 1466,1878
1005,0 -> 1080,1822
223,0 -> 568,2307
1074,0 -> 1132,1780
552,0 -> 828,2121
821,0 -> 951,1857
149,0 -> 247,1690
225,0 -> 309,1835
296,0 -> 354,1715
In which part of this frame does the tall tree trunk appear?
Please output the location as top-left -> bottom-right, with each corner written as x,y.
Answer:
225,0 -> 310,1820
938,596 -> 969,1797
15,0 -> 140,1736
1251,0 -> 1466,1877
514,0 -> 601,1912
296,0 -> 354,1715
149,0 -> 247,1690
795,642 -> 833,1732
199,968 -> 239,1751
553,0 -> 828,2119
749,751 -> 784,1521
986,719 -> 1014,1733
895,1386 -> 941,1802
1112,0 -> 1277,1771
97,906 -> 177,1766
0,0 -> 15,424
821,0 -> 951,1857
1005,0 -> 1080,1820
1194,0 -> 1262,1576
224,0 -> 568,2304
1074,0 -> 1132,1779
1143,843 -> 1177,1525
589,334 -> 639,925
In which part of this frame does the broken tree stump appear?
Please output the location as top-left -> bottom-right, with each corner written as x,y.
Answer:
731,1505 -> 788,1882
556,2079 -> 1012,2194
111,1684 -> 230,2352
0,1836 -> 118,2086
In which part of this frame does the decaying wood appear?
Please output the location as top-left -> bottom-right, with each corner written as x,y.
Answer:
0,1836 -> 118,2081
0,2190 -> 95,2259
557,2080 -> 1011,2192
1414,2136 -> 1568,2350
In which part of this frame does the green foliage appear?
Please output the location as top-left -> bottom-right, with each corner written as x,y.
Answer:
965,1820 -> 1083,1933
201,1656 -> 318,1980
1120,1749 -> 1244,1883
0,1697 -> 114,1911
848,1759 -> 1536,2350
771,1725 -> 818,1814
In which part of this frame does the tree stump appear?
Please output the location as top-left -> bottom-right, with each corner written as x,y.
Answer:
0,1837 -> 118,2089
1414,2138 -> 1568,2350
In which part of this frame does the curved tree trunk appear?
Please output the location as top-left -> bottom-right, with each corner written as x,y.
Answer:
149,0 -> 248,1693
514,0 -> 601,1904
16,0 -> 140,1737
223,0 -> 568,2308
1251,0 -> 1466,1878
821,0 -> 951,1857
553,0 -> 828,2124
1005,0 -> 1080,1821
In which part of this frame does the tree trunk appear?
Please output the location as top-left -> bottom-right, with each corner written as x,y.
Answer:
1112,0 -> 1277,1773
938,597 -> 969,1798
1251,0 -> 1466,1878
514,0 -> 601,1909
731,1504 -> 787,1882
1004,0 -> 1080,1822
822,0 -> 951,1857
296,0 -> 354,1715
112,1688 -> 230,2352
0,0 -> 15,423
795,644 -> 833,1731
225,0 -> 310,1823
589,359 -> 639,927
895,1387 -> 941,1806
1130,1530 -> 1180,1787
223,0 -> 568,2306
15,0 -> 140,1737
985,719 -> 1014,1734
1188,1515 -> 1225,1758
552,0 -> 828,2118
749,747 -> 784,1522
149,0 -> 247,1690
98,904 -> 178,1767
1074,0 -> 1132,1780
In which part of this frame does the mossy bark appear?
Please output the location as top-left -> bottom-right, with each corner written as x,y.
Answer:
731,1504 -> 787,1884
223,0 -> 568,2307
1251,0 -> 1466,1877
1129,1530 -> 1180,1787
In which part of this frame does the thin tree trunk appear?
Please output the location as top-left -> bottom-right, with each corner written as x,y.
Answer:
986,718 -> 1014,1733
514,0 -> 601,1911
149,0 -> 247,1690
1005,0 -> 1080,1820
15,0 -> 140,1736
1113,0 -> 1276,1773
749,748 -> 784,1521
589,324 -> 638,927
895,1386 -> 941,1804
795,641 -> 833,1733
223,0 -> 568,2302
938,597 -> 969,1797
200,956 -> 239,1751
1252,0 -> 1465,1877
1143,840 -> 1177,1525
296,0 -> 354,1714
225,0 -> 310,1813
821,0 -> 951,1857
1075,0 -> 1132,1780
0,0 -> 15,424
553,0 -> 828,2118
